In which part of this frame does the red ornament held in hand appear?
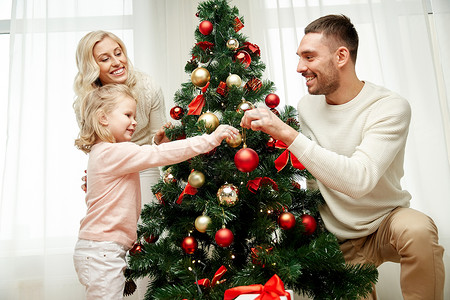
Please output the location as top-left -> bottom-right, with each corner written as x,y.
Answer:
234,147 -> 259,173
265,93 -> 280,108
215,227 -> 234,247
301,214 -> 317,235
199,20 -> 213,35
278,212 -> 296,230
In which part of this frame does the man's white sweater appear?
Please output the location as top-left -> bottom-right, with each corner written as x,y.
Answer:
288,81 -> 412,241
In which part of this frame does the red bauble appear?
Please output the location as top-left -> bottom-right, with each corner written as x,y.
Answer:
265,93 -> 280,108
170,106 -> 184,120
266,137 -> 276,152
144,234 -> 158,244
234,148 -> 259,173
129,242 -> 143,255
199,20 -> 213,35
181,236 -> 198,254
278,212 -> 296,230
301,214 -> 317,235
215,228 -> 234,247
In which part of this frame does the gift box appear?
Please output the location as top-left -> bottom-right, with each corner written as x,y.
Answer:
234,290 -> 294,300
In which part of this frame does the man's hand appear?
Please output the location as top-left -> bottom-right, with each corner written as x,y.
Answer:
240,107 -> 298,146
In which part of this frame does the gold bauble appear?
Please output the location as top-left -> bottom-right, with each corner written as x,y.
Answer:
198,112 -> 219,133
188,170 -> 205,188
195,215 -> 211,233
226,132 -> 242,148
226,38 -> 239,50
226,74 -> 242,88
191,67 -> 211,88
237,100 -> 254,113
217,184 -> 239,206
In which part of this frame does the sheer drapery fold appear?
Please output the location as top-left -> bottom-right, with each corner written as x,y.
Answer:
1,0 -> 449,299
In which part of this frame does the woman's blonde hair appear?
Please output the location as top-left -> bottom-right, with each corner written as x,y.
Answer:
75,84 -> 136,153
73,30 -> 137,124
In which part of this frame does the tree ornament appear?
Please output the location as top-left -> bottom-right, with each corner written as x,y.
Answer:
266,137 -> 276,152
217,183 -> 239,206
234,17 -> 244,32
188,170 -> 205,188
170,106 -> 184,120
226,132 -> 242,148
236,100 -> 254,113
234,147 -> 259,173
129,242 -> 143,255
215,227 -> 234,247
278,212 -> 296,230
144,234 -> 159,244
195,215 -> 211,233
234,50 -> 251,68
216,81 -> 228,97
191,67 -> 211,88
198,112 -> 219,133
199,20 -> 213,35
301,214 -> 317,235
226,74 -> 242,88
245,77 -> 262,92
163,168 -> 176,184
181,236 -> 198,254
265,93 -> 280,108
226,38 -> 239,50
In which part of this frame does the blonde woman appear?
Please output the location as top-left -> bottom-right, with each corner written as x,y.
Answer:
73,84 -> 238,299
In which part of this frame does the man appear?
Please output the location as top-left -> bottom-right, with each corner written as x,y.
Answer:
241,15 -> 444,299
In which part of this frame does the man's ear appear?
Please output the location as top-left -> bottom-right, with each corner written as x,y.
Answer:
97,111 -> 109,126
336,46 -> 350,67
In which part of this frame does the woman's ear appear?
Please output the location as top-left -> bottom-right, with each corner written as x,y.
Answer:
97,111 -> 109,126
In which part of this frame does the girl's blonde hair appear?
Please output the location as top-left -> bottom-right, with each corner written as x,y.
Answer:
75,84 -> 136,153
73,30 -> 137,124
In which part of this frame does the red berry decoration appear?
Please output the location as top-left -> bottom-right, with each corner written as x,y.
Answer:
265,93 -> 280,108
199,20 -> 213,35
181,236 -> 198,254
301,214 -> 317,235
170,106 -> 184,120
129,242 -> 143,255
215,227 -> 234,247
234,147 -> 259,173
278,212 -> 296,230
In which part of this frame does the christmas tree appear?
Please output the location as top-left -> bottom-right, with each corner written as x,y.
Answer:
126,0 -> 378,299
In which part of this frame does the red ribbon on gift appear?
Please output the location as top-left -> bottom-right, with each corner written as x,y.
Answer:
196,265 -> 227,288
274,140 -> 305,172
176,183 -> 198,204
247,177 -> 278,194
224,274 -> 291,300
188,82 -> 210,115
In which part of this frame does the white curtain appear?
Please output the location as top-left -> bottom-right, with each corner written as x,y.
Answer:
1,0 -> 449,299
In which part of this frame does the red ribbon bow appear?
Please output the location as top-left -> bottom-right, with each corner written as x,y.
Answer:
195,265 -> 227,288
176,183 -> 198,204
247,177 -> 278,194
274,141 -> 305,172
224,274 -> 291,300
188,82 -> 210,115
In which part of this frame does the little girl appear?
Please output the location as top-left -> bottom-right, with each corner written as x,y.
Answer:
73,83 -> 238,299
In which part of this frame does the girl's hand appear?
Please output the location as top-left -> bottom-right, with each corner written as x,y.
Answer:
212,124 -> 239,141
154,122 -> 173,145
